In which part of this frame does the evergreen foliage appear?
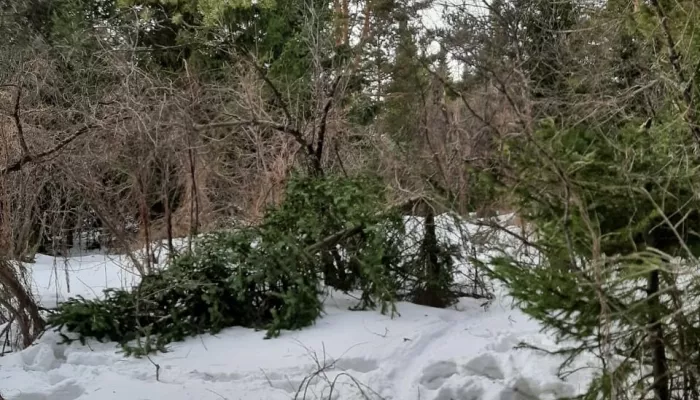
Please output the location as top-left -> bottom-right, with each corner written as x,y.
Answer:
48,175 -> 462,356
451,6 -> 700,400
476,0 -> 700,392
484,116 -> 700,397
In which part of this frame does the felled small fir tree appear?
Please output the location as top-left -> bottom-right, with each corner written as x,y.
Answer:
263,173 -> 404,307
48,173 -> 409,354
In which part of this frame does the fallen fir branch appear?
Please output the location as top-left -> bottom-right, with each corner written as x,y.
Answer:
304,196 -> 427,254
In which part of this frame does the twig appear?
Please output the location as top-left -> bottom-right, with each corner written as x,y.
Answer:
11,85 -> 29,156
315,74 -> 344,164
0,315 -> 16,355
147,353 -> 161,382
648,0 -> 700,143
0,120 -> 106,176
205,388 -> 227,399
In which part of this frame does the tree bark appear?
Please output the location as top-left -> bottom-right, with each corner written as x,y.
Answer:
415,207 -> 448,308
0,261 -> 44,347
648,269 -> 670,400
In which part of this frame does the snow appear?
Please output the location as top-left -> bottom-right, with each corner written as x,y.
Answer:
0,220 -> 597,400
29,253 -> 140,309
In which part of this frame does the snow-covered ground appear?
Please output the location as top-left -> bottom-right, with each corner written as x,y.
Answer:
0,220 -> 597,400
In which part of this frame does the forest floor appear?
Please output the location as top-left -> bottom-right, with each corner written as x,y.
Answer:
0,220 -> 596,400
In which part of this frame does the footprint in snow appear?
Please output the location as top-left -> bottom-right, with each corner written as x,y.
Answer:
419,350 -> 579,400
20,344 -> 63,372
487,333 -> 521,353
189,370 -> 243,382
463,352 -> 505,380
333,357 -> 379,374
419,361 -> 458,390
433,382 -> 484,400
9,379 -> 85,400
419,352 -> 507,385
499,377 -> 539,400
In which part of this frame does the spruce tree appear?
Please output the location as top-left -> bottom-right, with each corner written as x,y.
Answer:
479,0 -> 700,398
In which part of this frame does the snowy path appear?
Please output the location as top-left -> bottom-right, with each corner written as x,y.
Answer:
0,253 -> 594,400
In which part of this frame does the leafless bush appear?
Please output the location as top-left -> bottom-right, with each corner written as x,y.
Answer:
291,342 -> 385,400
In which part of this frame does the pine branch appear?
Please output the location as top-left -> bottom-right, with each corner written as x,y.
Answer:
648,0 -> 700,143
305,196 -> 426,253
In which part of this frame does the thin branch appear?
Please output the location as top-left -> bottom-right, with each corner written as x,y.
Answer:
305,196 -> 425,253
193,118 -> 317,164
12,85 -> 29,156
315,74 -> 343,164
0,122 -> 95,176
648,0 -> 700,142
305,224 -> 365,253
245,55 -> 295,126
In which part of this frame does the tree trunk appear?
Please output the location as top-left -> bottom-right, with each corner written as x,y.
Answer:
415,207 -> 449,308
648,269 -> 670,400
163,163 -> 175,256
137,175 -> 153,274
0,261 -> 44,347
